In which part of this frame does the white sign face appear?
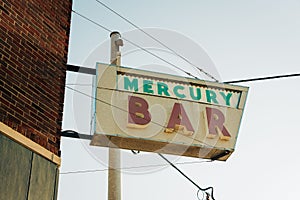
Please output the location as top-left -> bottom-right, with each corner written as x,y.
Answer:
91,63 -> 248,161
117,75 -> 241,108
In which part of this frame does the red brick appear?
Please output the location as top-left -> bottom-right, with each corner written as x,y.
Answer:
0,0 -> 72,156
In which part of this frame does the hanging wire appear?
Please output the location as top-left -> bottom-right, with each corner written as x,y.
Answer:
72,10 -> 111,32
71,10 -> 300,84
65,83 -> 92,86
65,85 -> 216,148
158,153 -> 215,200
66,86 -> 167,128
72,10 -> 206,80
63,85 -> 217,195
59,159 -> 211,175
224,72 -> 300,84
94,0 -> 219,82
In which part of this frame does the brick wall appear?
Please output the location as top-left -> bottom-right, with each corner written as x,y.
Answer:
0,0 -> 72,155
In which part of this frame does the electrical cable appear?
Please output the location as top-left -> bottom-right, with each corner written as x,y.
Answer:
65,83 -> 92,86
72,10 -> 204,80
65,86 -> 167,128
72,10 -> 111,32
72,7 -> 300,84
94,0 -> 219,82
66,71 -> 300,86
224,72 -> 300,84
71,10 -> 300,84
158,153 -> 215,200
121,37 -> 201,80
68,10 -> 299,198
65,85 -> 215,148
59,159 -> 211,175
64,87 -> 217,198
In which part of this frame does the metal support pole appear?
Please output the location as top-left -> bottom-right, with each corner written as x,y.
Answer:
108,31 -> 123,200
108,148 -> 121,200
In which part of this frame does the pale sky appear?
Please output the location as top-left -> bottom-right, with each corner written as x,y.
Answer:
59,0 -> 300,200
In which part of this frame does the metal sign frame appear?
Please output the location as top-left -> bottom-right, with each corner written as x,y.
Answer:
91,63 -> 248,161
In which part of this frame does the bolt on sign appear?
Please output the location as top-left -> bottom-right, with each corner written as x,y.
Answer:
91,63 -> 248,161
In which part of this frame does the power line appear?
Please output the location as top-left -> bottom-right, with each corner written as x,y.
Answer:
65,62 -> 300,84
60,153 -> 214,198
72,10 -> 111,32
65,85 -> 168,129
224,72 -> 300,84
158,153 -> 215,200
65,60 -> 300,85
71,10 -> 204,80
65,83 -> 92,86
65,85 -> 216,148
121,37 -> 201,79
60,159 -> 212,175
94,0 -> 219,82
71,10 -> 300,84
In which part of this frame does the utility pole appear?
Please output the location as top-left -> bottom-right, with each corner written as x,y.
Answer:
108,31 -> 123,200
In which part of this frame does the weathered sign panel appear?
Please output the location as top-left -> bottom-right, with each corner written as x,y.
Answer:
91,63 -> 248,161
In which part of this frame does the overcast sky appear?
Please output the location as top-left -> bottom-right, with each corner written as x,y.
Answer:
59,1 -> 300,200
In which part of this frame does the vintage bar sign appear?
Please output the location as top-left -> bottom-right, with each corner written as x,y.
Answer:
91,63 -> 248,161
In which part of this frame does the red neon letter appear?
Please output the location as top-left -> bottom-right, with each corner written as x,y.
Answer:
165,103 -> 194,135
128,96 -> 151,128
205,107 -> 231,140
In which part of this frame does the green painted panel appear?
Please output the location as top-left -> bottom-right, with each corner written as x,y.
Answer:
0,133 -> 32,200
27,153 -> 57,200
53,168 -> 59,200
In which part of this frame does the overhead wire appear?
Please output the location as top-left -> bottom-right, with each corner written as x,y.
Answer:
65,85 -> 216,148
64,83 -> 219,196
72,10 -> 111,32
65,83 -> 92,86
60,159 -> 212,175
65,71 -> 300,88
158,153 -> 215,200
69,7 -> 299,200
64,71 -> 300,200
224,72 -> 300,84
72,10 -> 204,80
65,85 -> 168,129
94,0 -> 219,82
71,10 -> 300,84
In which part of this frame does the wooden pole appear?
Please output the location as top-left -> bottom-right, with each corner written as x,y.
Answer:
108,31 -> 123,200
108,148 -> 121,200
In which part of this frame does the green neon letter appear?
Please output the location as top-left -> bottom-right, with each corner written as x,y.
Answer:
189,87 -> 201,101
157,82 -> 170,96
220,92 -> 232,106
143,80 -> 154,94
173,85 -> 186,99
206,90 -> 219,104
124,77 -> 138,92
